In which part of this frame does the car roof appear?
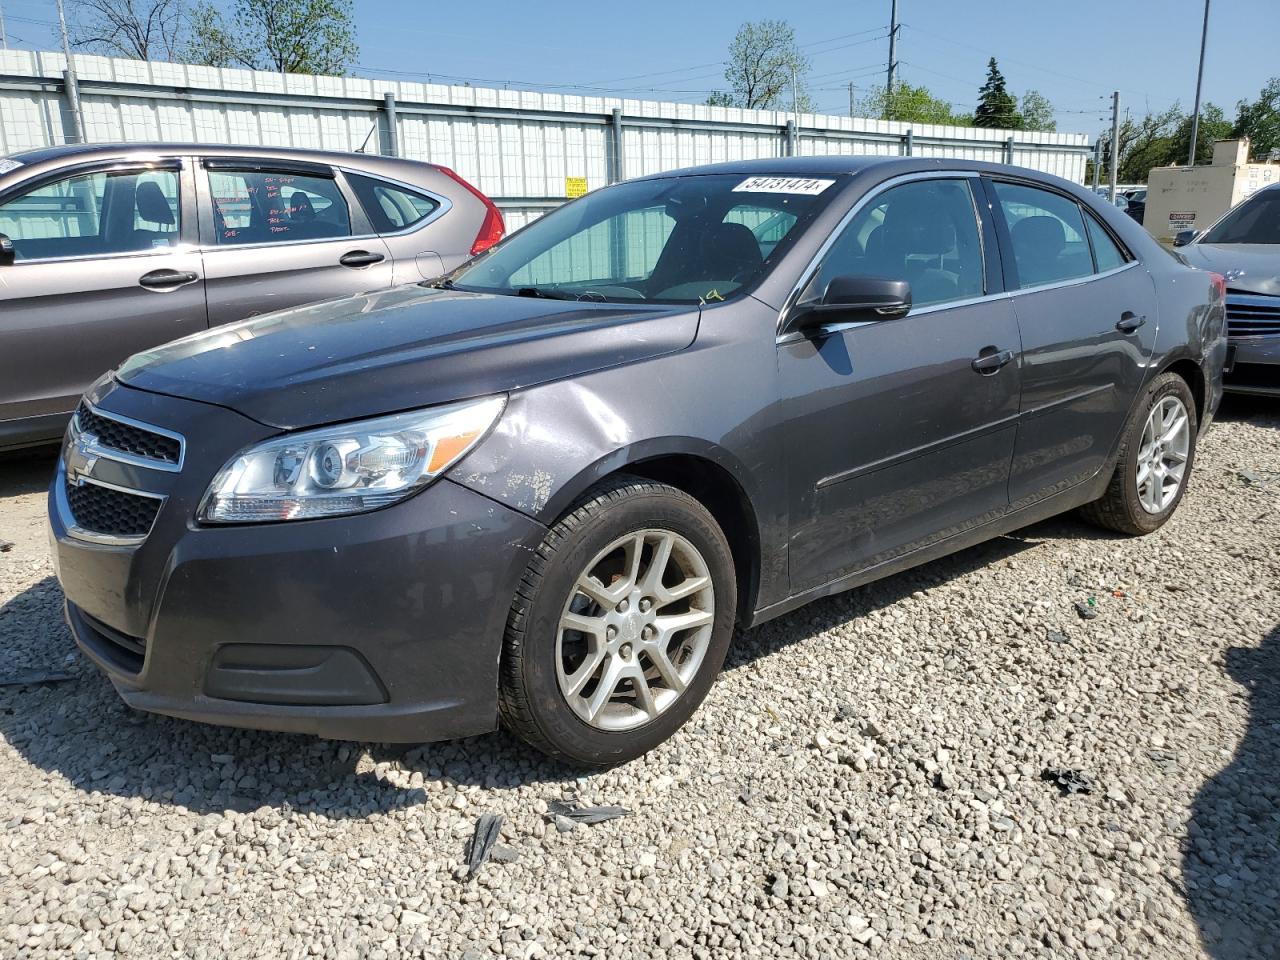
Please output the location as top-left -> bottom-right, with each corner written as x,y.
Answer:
3,142 -> 445,186
630,154 -> 1082,189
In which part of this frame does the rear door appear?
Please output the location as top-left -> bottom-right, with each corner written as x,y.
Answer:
196,158 -> 394,327
0,159 -> 204,434
984,179 -> 1158,508
779,174 -> 1022,592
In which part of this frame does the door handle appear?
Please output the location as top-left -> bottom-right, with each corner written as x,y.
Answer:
339,250 -> 386,268
971,347 -> 1015,375
1116,312 -> 1147,333
138,269 -> 199,290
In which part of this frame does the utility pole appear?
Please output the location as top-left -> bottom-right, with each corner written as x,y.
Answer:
1108,91 -> 1121,203
1,1 -> 8,50
848,81 -> 855,119
1187,0 -> 1211,166
791,65 -> 799,125
55,0 -> 85,142
886,0 -> 900,106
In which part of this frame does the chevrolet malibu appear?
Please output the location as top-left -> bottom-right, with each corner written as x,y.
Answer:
48,157 -> 1226,766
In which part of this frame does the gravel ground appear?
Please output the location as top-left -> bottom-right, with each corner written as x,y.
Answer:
1,397 -> 1278,960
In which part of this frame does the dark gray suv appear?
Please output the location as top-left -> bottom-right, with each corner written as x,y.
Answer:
47,157 -> 1227,765
0,143 -> 504,451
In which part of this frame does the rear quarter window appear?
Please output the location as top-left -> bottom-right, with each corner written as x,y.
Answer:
346,173 -> 441,234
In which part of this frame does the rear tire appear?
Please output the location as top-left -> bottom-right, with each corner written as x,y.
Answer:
1079,372 -> 1198,535
499,475 -> 737,767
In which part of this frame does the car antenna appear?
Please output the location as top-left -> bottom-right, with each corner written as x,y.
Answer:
354,123 -> 377,154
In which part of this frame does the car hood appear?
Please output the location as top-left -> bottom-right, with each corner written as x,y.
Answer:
1180,243 -> 1280,296
116,285 -> 699,429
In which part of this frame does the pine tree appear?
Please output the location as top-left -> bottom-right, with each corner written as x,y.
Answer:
974,58 -> 1023,130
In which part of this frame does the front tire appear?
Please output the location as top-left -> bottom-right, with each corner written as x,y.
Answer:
498,476 -> 736,766
1080,372 -> 1198,535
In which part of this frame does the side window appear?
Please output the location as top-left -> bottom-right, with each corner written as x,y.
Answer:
0,168 -> 180,261
992,182 -> 1093,289
1084,213 -> 1127,272
808,178 -> 984,308
207,169 -> 350,246
346,173 -> 440,233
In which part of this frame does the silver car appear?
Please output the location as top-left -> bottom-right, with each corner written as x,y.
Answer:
1175,182 -> 1280,396
0,143 -> 505,450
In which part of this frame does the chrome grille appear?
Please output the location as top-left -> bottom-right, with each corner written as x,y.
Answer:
1225,291 -> 1280,339
74,403 -> 183,467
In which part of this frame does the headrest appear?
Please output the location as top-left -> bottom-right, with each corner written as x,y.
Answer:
1011,215 -> 1066,258
135,180 -> 174,226
289,192 -> 316,223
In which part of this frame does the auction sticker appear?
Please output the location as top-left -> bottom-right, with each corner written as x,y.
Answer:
0,158 -> 22,176
733,176 -> 834,195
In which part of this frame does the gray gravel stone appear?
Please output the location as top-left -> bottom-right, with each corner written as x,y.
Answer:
1,403 -> 1278,959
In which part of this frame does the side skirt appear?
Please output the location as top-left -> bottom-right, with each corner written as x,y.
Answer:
747,467 -> 1112,629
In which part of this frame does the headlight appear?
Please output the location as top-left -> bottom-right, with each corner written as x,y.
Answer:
199,396 -> 505,523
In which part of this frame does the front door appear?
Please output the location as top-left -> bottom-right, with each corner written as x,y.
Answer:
780,176 -> 1022,594
196,159 -> 394,327
984,179 -> 1158,508
0,160 -> 205,435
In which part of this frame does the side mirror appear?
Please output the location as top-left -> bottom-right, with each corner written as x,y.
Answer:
0,233 -> 14,266
1173,229 -> 1198,247
793,275 -> 912,332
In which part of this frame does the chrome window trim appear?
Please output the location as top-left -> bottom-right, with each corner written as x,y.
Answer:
337,167 -> 455,238
73,402 -> 187,472
1005,259 -> 1139,297
775,170 -> 986,340
197,231 -> 379,252
56,462 -> 165,547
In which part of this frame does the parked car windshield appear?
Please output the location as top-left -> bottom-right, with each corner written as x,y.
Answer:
447,173 -> 838,304
1200,189 -> 1280,245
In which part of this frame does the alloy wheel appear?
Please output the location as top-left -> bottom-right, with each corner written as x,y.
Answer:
1136,395 -> 1191,514
555,529 -> 716,731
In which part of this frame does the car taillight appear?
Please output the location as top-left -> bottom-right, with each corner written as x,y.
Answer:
1208,272 -> 1227,301
436,166 -> 506,256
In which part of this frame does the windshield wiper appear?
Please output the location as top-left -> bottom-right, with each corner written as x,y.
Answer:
513,286 -> 578,301
425,277 -> 456,290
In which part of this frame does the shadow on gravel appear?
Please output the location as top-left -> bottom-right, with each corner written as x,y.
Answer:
0,446 -> 58,499
0,507 -> 1132,814
1214,393 -> 1280,426
1183,626 -> 1280,960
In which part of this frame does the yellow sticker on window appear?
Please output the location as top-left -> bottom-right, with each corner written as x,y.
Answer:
565,177 -> 588,199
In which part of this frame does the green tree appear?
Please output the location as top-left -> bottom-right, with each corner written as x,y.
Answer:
712,20 -> 812,111
858,83 -> 970,125
973,58 -> 1022,129
1095,105 -> 1184,183
187,0 -> 358,75
1233,77 -> 1280,160
1019,89 -> 1056,132
1170,103 -> 1233,166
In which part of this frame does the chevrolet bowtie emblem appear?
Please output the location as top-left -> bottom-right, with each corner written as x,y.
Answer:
66,431 -> 100,486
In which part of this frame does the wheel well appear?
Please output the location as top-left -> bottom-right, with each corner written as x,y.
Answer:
1163,358 -> 1205,423
621,455 -> 761,622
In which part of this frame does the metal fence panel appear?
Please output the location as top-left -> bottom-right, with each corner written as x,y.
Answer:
1,49 -> 1092,229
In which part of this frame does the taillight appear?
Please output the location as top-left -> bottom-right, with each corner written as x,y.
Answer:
436,166 -> 506,256
1208,271 -> 1227,301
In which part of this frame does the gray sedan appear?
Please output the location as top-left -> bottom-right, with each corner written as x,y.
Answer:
48,156 -> 1225,765
0,143 -> 504,450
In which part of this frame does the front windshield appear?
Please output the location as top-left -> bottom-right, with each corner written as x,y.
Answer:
1201,189 -> 1280,245
448,173 -> 839,304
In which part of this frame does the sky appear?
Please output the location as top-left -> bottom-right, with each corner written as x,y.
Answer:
0,0 -> 1275,136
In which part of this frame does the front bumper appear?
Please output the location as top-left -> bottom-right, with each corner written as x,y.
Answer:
49,381 -> 547,743
1224,338 -> 1280,397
